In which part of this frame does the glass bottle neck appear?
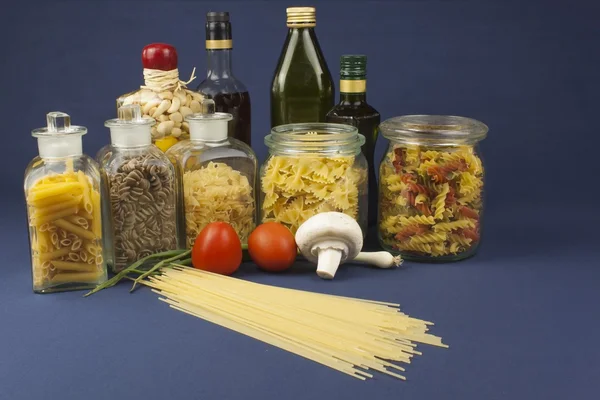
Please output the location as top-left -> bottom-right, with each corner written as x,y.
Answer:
206,49 -> 233,78
339,91 -> 367,104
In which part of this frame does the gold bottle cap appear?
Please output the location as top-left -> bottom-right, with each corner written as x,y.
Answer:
287,7 -> 316,28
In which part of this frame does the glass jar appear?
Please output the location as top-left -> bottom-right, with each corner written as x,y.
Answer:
98,105 -> 179,273
117,43 -> 203,152
166,106 -> 257,248
262,123 -> 367,235
378,115 -> 488,262
24,112 -> 107,293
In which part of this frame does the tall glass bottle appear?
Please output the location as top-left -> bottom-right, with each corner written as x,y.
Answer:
326,55 -> 380,226
271,7 -> 334,127
196,12 -> 251,146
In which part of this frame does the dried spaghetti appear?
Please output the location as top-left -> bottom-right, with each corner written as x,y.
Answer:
145,266 -> 447,380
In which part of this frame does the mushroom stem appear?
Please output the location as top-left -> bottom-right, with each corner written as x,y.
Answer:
351,252 -> 403,269
316,248 -> 344,279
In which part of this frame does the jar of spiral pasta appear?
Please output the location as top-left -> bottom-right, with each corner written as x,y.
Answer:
262,123 -> 368,235
24,112 -> 107,293
166,105 -> 257,248
378,115 -> 488,261
99,104 -> 179,273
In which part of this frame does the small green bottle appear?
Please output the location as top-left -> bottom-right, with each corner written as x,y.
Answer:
270,7 -> 334,127
326,55 -> 380,226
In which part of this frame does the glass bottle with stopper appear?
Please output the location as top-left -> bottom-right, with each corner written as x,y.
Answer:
196,12 -> 252,146
99,104 -> 179,273
270,6 -> 334,127
326,55 -> 380,227
117,43 -> 203,152
24,112 -> 107,293
166,99 -> 257,248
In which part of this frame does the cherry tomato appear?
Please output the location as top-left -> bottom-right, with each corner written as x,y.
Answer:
248,222 -> 297,272
142,43 -> 178,71
192,222 -> 242,275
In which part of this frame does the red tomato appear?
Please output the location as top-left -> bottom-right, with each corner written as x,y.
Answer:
142,43 -> 178,71
248,223 -> 297,272
192,222 -> 242,275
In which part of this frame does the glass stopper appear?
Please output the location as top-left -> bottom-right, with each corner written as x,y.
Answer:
46,112 -> 71,132
201,98 -> 216,114
118,104 -> 143,121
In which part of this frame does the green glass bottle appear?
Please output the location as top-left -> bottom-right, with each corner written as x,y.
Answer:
326,55 -> 380,226
270,7 -> 334,127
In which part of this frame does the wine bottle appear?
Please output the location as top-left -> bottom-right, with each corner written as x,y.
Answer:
197,11 -> 251,145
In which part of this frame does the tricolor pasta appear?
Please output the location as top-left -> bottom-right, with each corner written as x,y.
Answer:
379,145 -> 483,259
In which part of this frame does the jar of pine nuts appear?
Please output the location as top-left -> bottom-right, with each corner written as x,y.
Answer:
378,115 -> 488,262
117,43 -> 204,152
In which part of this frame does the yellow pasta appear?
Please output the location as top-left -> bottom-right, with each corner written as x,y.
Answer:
261,156 -> 366,234
26,169 -> 104,291
182,162 -> 255,248
77,170 -> 93,214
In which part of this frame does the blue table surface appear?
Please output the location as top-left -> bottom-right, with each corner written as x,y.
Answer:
1,203 -> 598,400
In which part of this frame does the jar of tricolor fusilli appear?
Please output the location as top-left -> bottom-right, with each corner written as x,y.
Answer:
262,123 -> 368,236
378,115 -> 488,262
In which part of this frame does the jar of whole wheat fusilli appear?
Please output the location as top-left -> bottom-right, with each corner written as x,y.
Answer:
261,123 -> 368,236
378,115 -> 488,262
99,104 -> 179,273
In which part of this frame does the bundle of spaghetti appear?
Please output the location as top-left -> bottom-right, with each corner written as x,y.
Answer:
144,266 -> 447,380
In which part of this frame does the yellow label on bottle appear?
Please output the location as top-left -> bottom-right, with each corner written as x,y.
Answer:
340,80 -> 366,93
206,40 -> 233,50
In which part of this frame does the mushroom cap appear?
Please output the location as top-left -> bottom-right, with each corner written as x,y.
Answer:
295,212 -> 364,264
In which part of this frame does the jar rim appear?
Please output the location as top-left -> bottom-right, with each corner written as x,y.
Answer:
380,115 -> 488,144
265,123 -> 364,155
32,125 -> 87,138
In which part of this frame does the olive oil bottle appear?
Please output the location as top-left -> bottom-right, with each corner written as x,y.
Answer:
326,55 -> 380,226
270,7 -> 334,127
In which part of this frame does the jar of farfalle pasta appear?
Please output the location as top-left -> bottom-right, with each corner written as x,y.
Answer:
166,102 -> 257,248
262,123 -> 368,235
378,115 -> 488,261
24,112 -> 107,293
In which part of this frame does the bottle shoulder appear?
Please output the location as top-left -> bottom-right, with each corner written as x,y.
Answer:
327,102 -> 380,119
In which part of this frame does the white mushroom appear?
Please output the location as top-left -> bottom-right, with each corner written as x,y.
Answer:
295,212 -> 402,279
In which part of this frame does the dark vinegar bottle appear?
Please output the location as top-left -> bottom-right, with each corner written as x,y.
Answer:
196,12 -> 251,146
326,55 -> 380,227
271,7 -> 334,127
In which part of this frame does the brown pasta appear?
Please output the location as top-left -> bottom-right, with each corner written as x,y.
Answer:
106,153 -> 178,271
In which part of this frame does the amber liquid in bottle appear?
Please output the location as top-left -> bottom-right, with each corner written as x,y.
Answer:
271,7 -> 334,127
326,55 -> 380,226
196,12 -> 251,145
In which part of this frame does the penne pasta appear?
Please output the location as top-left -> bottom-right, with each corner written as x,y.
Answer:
27,192 -> 79,208
91,190 -> 102,237
51,260 -> 96,272
49,271 -> 103,284
77,171 -> 93,214
31,207 -> 79,225
53,219 -> 96,241
27,182 -> 83,201
32,196 -> 83,218
38,247 -> 71,262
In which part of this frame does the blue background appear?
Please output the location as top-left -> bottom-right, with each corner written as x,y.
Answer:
1,0 -> 599,399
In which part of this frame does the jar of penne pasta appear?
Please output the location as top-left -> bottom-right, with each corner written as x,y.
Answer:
262,123 -> 368,235
24,112 -> 107,293
378,115 -> 488,262
99,105 -> 179,273
166,102 -> 257,248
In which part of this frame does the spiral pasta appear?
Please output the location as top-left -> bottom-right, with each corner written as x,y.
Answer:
379,144 -> 483,259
